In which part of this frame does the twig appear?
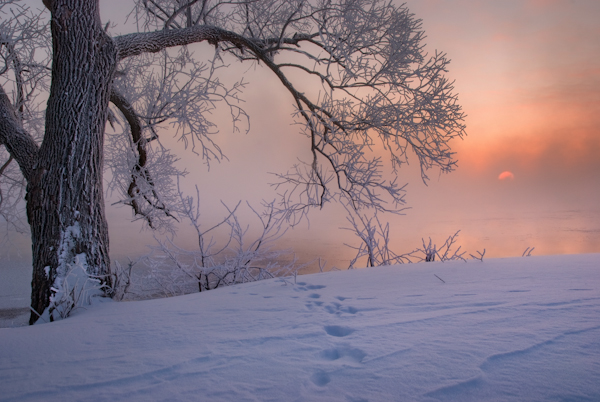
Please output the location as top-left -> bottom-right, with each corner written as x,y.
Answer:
469,249 -> 486,261
522,247 -> 535,257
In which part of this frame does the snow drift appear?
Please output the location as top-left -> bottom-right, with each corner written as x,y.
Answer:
1,254 -> 599,401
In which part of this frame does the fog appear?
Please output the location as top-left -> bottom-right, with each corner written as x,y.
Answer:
2,0 -> 599,272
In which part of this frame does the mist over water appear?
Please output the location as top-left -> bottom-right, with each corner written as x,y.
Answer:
2,207 -> 599,310
281,207 -> 600,271
2,0 -> 599,314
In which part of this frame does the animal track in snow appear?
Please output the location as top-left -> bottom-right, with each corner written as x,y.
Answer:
297,282 -> 360,316
324,325 -> 355,337
310,370 -> 331,386
294,283 -> 327,293
324,302 -> 358,315
304,298 -> 359,316
303,292 -> 364,390
320,346 -> 366,363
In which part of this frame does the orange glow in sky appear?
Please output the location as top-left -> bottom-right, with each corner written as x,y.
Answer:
0,0 -> 589,268
98,0 -> 600,264
498,171 -> 515,181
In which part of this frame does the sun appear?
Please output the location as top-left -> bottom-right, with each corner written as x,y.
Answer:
498,171 -> 515,180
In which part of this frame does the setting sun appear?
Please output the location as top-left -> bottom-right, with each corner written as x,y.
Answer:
498,171 -> 515,180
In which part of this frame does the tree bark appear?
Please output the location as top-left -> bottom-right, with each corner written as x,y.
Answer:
26,0 -> 117,323
0,86 -> 39,182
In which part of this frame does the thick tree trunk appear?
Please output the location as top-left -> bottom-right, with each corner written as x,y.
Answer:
27,0 -> 117,323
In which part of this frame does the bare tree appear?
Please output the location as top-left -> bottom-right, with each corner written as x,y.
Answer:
342,205 -> 414,268
343,212 -> 484,267
0,2 -> 48,240
416,230 -> 466,262
143,185 -> 299,297
0,0 -> 465,323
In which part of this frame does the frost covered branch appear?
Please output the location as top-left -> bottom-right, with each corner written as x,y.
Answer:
342,205 -> 414,268
42,256 -> 107,322
115,0 -> 465,222
143,184 -> 300,296
0,1 -> 49,238
3,0 -> 465,237
469,249 -> 486,262
344,220 -> 484,267
416,231 -> 467,262
108,89 -> 180,229
0,0 -> 466,323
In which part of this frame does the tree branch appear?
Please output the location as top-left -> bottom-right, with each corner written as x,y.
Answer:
109,88 -> 177,227
115,25 -> 259,60
0,84 -> 39,183
115,0 -> 465,220
114,22 -> 317,61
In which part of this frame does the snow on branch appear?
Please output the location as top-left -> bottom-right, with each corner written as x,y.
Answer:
106,44 -> 252,230
113,0 -> 465,222
342,203 -> 414,268
343,215 -> 487,268
2,0 -> 467,273
140,182 -> 301,296
416,231 -> 467,263
108,88 -> 179,229
0,2 -> 49,238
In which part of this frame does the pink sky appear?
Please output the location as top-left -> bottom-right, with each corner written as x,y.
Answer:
405,1 -> 600,207
99,0 -> 600,268
5,0 -> 599,268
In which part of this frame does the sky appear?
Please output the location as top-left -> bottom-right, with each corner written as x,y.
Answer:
409,0 -> 600,198
2,0 -> 600,270
381,0 -> 600,258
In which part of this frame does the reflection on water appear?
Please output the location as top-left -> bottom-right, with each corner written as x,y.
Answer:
449,210 -> 600,258
282,208 -> 600,272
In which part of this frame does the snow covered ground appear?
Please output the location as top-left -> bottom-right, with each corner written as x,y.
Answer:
1,254 -> 599,401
